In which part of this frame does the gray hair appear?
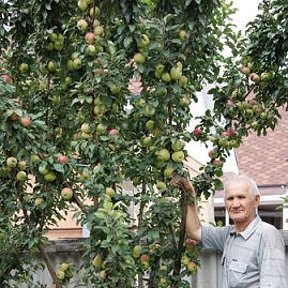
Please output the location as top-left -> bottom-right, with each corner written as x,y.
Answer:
224,174 -> 260,197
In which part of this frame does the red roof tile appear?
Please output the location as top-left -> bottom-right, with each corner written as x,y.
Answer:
236,107 -> 288,187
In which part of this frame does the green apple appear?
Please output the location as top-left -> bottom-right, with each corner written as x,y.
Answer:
92,255 -> 103,268
78,0 -> 88,11
171,151 -> 185,163
89,6 -> 100,18
161,72 -> 171,83
81,123 -> 91,133
19,63 -> 29,74
156,181 -> 166,191
77,19 -> 88,31
16,171 -> 28,181
134,52 -> 145,64
59,263 -> 69,272
156,148 -> 170,162
178,75 -> 188,87
44,171 -> 56,182
34,197 -> 44,207
179,30 -> 188,41
93,25 -> 104,36
61,187 -> 73,201
145,120 -> 155,131
260,72 -> 270,82
47,60 -> 57,73
96,123 -> 106,134
72,58 -> 82,70
17,161 -> 27,171
87,44 -> 97,56
142,136 -> 153,147
143,105 -> 155,117
170,67 -> 182,81
31,154 -> 41,164
105,187 -> 115,197
132,245 -> 142,258
6,157 -> 17,168
138,34 -> 150,48
163,167 -> 174,179
56,270 -> 65,281
171,139 -> 183,152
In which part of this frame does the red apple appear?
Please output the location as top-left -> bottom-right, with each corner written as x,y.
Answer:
192,127 -> 202,138
108,128 -> 119,137
57,155 -> 69,164
1,74 -> 12,84
85,32 -> 95,44
21,117 -> 31,127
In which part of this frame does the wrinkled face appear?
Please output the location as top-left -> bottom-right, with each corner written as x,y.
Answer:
225,180 -> 260,227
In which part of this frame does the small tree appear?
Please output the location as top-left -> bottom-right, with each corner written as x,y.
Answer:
0,0 -> 287,287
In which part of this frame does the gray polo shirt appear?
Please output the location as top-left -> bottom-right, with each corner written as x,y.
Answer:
201,216 -> 287,288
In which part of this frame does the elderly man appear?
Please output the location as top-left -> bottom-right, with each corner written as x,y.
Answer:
181,174 -> 287,288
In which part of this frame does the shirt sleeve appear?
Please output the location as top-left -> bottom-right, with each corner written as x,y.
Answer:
258,228 -> 288,288
201,225 -> 230,253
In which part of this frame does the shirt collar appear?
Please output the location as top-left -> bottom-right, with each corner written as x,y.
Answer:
230,215 -> 261,240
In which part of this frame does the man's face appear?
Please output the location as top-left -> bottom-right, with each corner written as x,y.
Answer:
225,180 -> 260,227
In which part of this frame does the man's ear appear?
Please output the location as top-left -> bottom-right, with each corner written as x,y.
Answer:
254,194 -> 260,207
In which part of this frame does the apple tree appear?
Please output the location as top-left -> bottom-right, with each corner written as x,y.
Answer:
0,0 -> 287,287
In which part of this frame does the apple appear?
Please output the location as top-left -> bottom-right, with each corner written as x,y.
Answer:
16,171 -> 28,181
85,32 -> 95,44
142,136 -> 153,147
105,187 -> 115,197
134,52 -> 145,64
109,84 -> 121,94
170,67 -> 182,81
143,105 -> 155,117
156,149 -> 170,162
94,104 -> 105,116
208,149 -> 217,159
181,255 -> 190,265
77,19 -> 88,31
92,19 -> 100,28
229,139 -> 240,148
95,123 -> 106,134
56,271 -> 65,281
87,44 -> 97,56
59,263 -> 69,272
240,66 -> 250,75
108,128 -> 119,137
163,167 -> 174,179
10,112 -> 19,121
89,6 -> 100,18
260,72 -> 270,82
57,155 -> 69,164
212,159 -> 223,167
226,99 -> 234,108
21,117 -> 31,127
231,89 -> 239,98
187,261 -> 197,273
185,238 -> 197,251
6,157 -> 17,168
218,137 -> 229,148
78,0 -> 88,11
145,120 -> 155,131
17,161 -> 27,171
132,245 -> 142,258
34,197 -> 44,207
81,123 -> 91,134
171,151 -> 185,163
99,270 -> 106,280
192,127 -> 202,138
138,34 -> 150,48
92,255 -> 103,268
250,73 -> 260,83
47,60 -> 57,73
179,30 -> 188,41
72,58 -> 82,70
171,139 -> 183,152
178,75 -> 188,87
44,171 -> 56,182
19,63 -> 29,74
161,72 -> 171,83
140,254 -> 149,269
31,154 -> 41,164
61,187 -> 73,201
179,96 -> 191,107
1,74 -> 12,84
156,181 -> 166,191
93,25 -> 104,36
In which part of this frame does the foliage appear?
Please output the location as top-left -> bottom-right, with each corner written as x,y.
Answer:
0,0 -> 287,287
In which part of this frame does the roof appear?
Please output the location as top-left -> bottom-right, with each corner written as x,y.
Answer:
235,106 -> 288,192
